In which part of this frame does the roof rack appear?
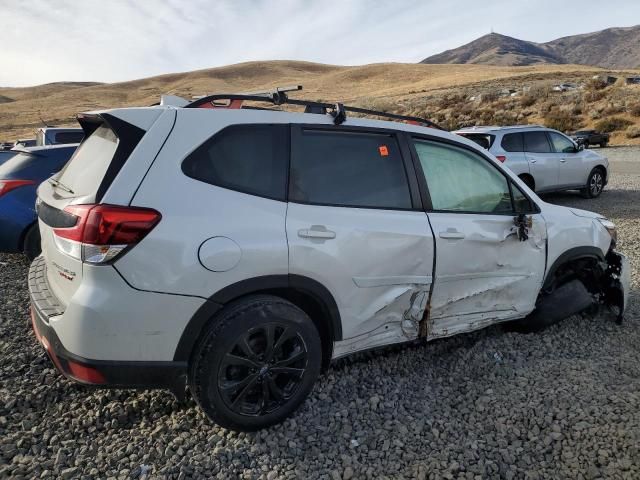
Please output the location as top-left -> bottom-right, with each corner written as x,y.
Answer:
184,86 -> 445,130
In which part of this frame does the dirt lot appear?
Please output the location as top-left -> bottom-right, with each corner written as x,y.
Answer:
1,147 -> 639,479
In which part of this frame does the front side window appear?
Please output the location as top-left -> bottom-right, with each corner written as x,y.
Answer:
289,129 -> 412,209
414,139 -> 512,214
548,132 -> 575,153
523,131 -> 551,153
182,124 -> 289,201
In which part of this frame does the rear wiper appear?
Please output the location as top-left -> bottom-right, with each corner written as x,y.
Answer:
48,177 -> 74,194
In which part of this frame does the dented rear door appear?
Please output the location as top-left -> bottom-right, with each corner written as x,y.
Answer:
411,137 -> 546,339
286,126 -> 434,356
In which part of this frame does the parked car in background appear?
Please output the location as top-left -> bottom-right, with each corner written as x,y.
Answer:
571,130 -> 610,148
36,127 -> 84,146
0,144 -> 78,259
455,125 -> 609,198
29,94 -> 628,431
1,142 -> 15,151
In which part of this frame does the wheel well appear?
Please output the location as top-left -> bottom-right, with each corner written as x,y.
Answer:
593,165 -> 607,181
259,288 -> 334,370
543,248 -> 605,291
518,173 -> 535,190
174,276 -> 340,371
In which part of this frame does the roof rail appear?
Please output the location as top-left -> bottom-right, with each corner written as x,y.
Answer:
184,86 -> 445,130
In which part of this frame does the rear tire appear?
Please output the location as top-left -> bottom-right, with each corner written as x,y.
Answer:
518,174 -> 535,191
23,224 -> 41,260
583,140 -> 590,149
600,141 -> 608,148
188,295 -> 322,431
581,168 -> 605,198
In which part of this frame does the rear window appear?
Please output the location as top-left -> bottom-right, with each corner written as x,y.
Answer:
54,131 -> 84,144
501,133 -> 524,152
459,133 -> 495,149
182,124 -> 289,201
56,125 -> 118,196
290,129 -> 411,209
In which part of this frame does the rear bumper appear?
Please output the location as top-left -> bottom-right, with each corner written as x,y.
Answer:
28,257 -> 188,396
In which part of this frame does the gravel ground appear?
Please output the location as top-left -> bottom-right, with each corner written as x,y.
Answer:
1,148 -> 640,479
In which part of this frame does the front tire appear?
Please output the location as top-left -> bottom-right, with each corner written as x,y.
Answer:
582,168 -> 605,198
188,295 -> 322,431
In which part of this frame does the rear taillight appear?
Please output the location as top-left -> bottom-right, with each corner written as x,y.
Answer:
0,179 -> 35,197
52,204 -> 161,264
495,155 -> 507,163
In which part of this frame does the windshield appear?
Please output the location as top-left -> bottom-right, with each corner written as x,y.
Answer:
56,125 -> 118,197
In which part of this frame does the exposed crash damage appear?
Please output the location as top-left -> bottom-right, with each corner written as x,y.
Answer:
517,249 -> 629,331
334,211 -> 629,359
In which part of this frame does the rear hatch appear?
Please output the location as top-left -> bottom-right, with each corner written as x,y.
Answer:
37,114 -> 146,306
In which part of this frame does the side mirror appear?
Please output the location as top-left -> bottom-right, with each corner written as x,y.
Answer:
577,143 -> 584,151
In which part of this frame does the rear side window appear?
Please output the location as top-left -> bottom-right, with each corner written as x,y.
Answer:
524,131 -> 551,153
182,124 -> 288,201
290,129 -> 411,209
56,125 -> 118,196
54,131 -> 84,144
501,133 -> 524,152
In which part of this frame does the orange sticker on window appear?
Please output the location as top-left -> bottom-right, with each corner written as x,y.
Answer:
379,145 -> 389,156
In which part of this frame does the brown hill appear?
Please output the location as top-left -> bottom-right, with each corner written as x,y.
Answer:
0,60 -> 610,140
421,25 -> 640,69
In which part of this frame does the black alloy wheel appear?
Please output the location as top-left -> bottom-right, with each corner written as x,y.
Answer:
218,323 -> 309,416
189,295 -> 322,431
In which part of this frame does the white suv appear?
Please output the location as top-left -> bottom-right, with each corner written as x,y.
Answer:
455,126 -> 609,198
29,91 -> 629,431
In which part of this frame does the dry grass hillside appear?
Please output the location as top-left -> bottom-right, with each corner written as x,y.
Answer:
1,60 -> 639,144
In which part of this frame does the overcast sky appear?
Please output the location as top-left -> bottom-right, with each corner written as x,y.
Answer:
1,0 -> 638,87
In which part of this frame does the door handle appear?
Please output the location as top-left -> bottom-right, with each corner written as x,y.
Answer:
560,158 -> 567,163
439,229 -> 465,240
298,226 -> 336,240
529,158 -> 537,164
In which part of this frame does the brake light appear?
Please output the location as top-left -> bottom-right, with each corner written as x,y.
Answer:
52,204 -> 161,263
0,179 -> 35,197
495,155 -> 507,163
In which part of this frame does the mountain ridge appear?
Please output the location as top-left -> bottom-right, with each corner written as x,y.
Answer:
421,25 -> 640,68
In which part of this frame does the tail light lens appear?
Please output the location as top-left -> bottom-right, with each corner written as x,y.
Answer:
0,179 -> 35,197
495,155 -> 507,163
52,204 -> 161,264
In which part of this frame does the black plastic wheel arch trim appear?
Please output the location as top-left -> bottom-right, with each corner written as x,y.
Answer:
173,274 -> 342,362
542,246 -> 605,290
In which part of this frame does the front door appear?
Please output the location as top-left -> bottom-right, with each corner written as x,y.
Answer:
410,138 -> 547,339
523,130 -> 558,191
548,131 -> 585,186
286,126 -> 434,357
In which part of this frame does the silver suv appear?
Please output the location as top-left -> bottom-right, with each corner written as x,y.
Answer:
455,125 -> 609,198
29,90 -> 629,431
